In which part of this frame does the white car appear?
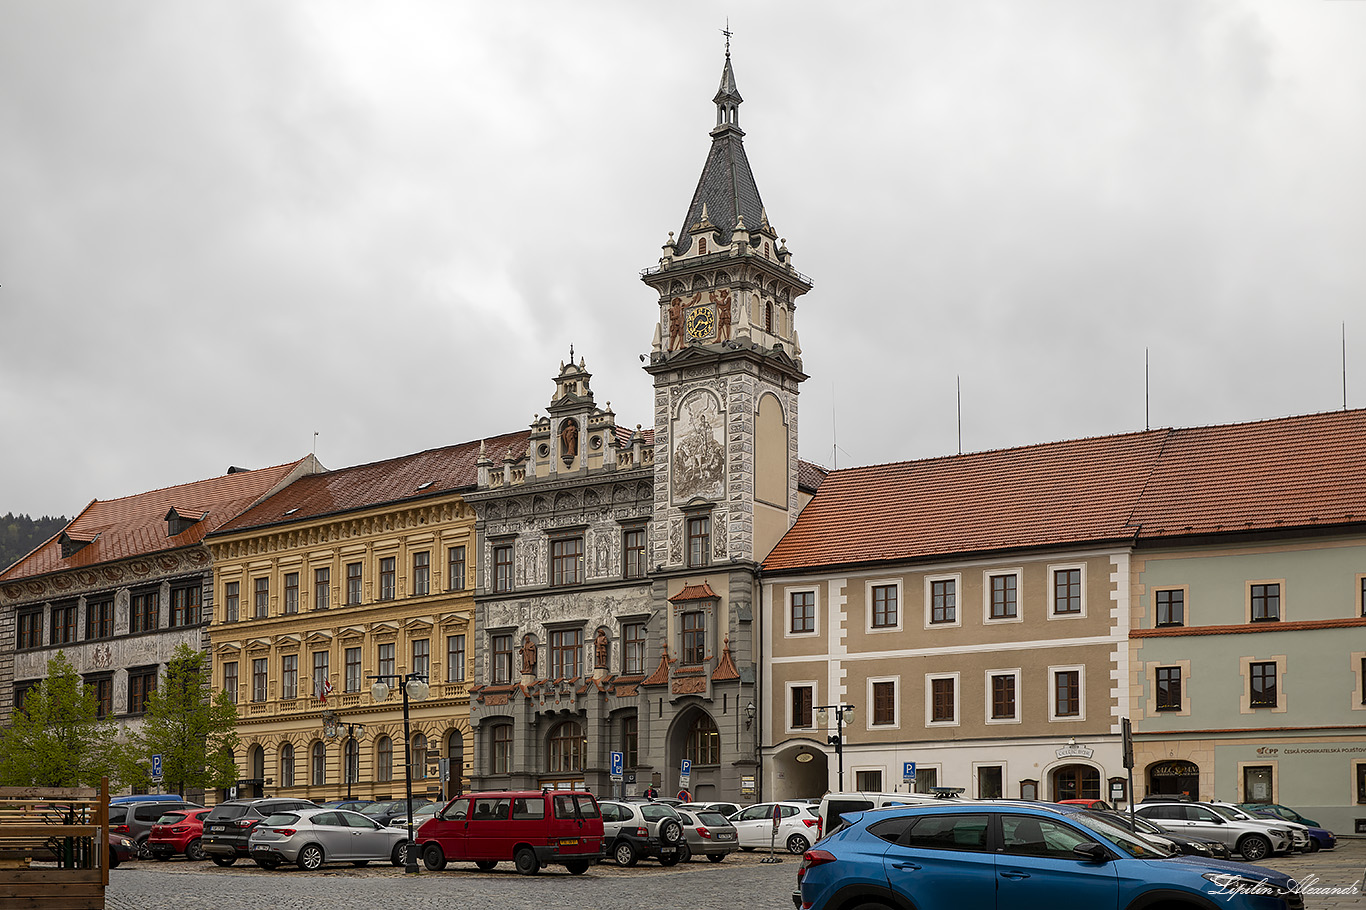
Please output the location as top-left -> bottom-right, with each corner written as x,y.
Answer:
1207,802 -> 1309,852
727,802 -> 821,854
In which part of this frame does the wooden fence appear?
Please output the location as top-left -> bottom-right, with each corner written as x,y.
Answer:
0,780 -> 109,909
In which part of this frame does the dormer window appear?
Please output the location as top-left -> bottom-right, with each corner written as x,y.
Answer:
58,531 -> 97,558
165,507 -> 206,537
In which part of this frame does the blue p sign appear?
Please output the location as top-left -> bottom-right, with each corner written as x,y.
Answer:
903,761 -> 916,782
611,751 -> 624,776
152,753 -> 163,778
680,759 -> 692,777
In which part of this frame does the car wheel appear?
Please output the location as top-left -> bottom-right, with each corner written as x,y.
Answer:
185,839 -> 205,862
1238,834 -> 1271,862
475,859 -> 498,871
254,857 -> 280,870
613,842 -> 638,867
565,860 -> 590,875
513,847 -> 540,876
136,838 -> 153,860
677,842 -> 692,863
297,843 -> 325,871
1305,838 -> 1320,853
659,819 -> 683,846
706,853 -> 724,863
786,833 -> 810,854
108,847 -> 121,870
659,852 -> 681,867
391,842 -> 411,867
422,843 -> 447,871
211,855 -> 236,867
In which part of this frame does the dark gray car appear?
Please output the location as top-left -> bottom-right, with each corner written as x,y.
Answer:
109,799 -> 200,859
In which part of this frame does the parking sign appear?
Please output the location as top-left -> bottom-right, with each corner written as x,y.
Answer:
903,761 -> 916,782
151,753 -> 163,779
680,759 -> 691,778
611,751 -> 624,776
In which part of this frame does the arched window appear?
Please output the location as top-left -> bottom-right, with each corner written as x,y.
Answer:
447,729 -> 465,792
311,741 -> 326,786
377,735 -> 393,783
279,742 -> 295,788
413,733 -> 428,780
491,724 -> 511,774
765,302 -> 773,332
547,721 -> 585,773
345,739 -> 359,786
248,744 -> 265,781
685,713 -> 720,765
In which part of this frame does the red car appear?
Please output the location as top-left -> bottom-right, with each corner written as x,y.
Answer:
416,790 -> 604,875
148,807 -> 211,861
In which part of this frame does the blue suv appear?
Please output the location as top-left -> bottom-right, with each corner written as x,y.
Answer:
794,802 -> 1303,910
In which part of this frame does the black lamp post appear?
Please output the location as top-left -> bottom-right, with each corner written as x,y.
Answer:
323,712 -> 367,801
815,704 -> 855,791
369,672 -> 429,874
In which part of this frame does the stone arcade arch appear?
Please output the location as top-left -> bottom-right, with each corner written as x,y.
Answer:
770,739 -> 829,801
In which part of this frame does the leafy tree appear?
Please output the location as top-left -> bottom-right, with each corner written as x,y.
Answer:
123,644 -> 239,796
0,651 -> 122,787
0,512 -> 70,573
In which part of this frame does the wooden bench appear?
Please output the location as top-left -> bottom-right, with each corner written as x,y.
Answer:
0,782 -> 109,909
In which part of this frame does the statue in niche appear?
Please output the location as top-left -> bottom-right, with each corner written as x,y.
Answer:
668,298 -> 684,350
594,628 -> 609,669
712,288 -> 732,341
520,634 -> 538,676
560,419 -> 579,458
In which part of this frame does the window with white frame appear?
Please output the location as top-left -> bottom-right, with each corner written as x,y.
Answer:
985,669 -> 1021,723
1050,565 -> 1084,617
867,580 -> 901,632
926,673 -> 958,726
868,677 -> 899,728
1050,666 -> 1085,720
925,575 -> 960,627
787,682 -> 815,730
789,589 -> 817,634
984,569 -> 1022,622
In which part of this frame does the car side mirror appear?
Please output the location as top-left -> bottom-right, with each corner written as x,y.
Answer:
1073,842 -> 1109,862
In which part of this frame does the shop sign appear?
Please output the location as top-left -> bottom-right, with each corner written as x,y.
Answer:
1055,744 -> 1094,759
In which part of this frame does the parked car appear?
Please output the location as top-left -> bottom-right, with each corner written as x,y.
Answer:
1238,805 -> 1335,852
417,790 -> 603,875
1235,802 -> 1319,828
109,799 -> 201,859
390,803 -> 440,831
110,793 -> 189,804
360,798 -> 434,828
1134,800 -> 1292,861
1056,798 -> 1114,811
599,799 -> 686,867
1207,802 -> 1310,852
248,807 -> 412,870
148,807 -> 211,861
108,832 -> 138,868
315,799 -> 375,812
1053,804 -> 1231,860
675,809 -> 738,863
730,801 -> 822,854
678,801 -> 741,819
817,791 -> 947,838
201,797 -> 318,866
795,802 -> 1300,910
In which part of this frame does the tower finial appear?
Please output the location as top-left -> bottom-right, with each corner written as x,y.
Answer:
721,19 -> 732,57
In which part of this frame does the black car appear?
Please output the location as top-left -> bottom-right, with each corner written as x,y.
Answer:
201,798 -> 317,866
360,798 -> 433,828
109,799 -> 201,859
1086,808 -> 1231,859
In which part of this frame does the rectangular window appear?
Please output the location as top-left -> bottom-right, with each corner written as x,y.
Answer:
550,629 -> 582,678
312,651 -> 329,701
682,611 -> 705,664
990,574 -> 1017,619
855,770 -> 883,792
1053,568 -> 1082,614
1361,577 -> 1366,617
281,654 -> 297,700
1249,661 -> 1278,707
413,551 -> 430,596
873,680 -> 896,725
253,577 -> 269,619
791,686 -> 813,728
314,568 -> 330,610
493,545 -> 513,593
1054,670 -> 1081,717
50,603 -> 76,645
930,579 -> 956,624
492,725 -> 512,774
252,658 -> 268,702
448,545 -> 466,591
790,591 -> 815,633
169,586 -> 201,627
623,715 -> 638,768
447,634 -> 466,682
131,591 -> 158,633
623,529 -> 646,579
991,673 -> 1017,720
89,677 -> 112,719
86,599 -> 114,640
1251,583 -> 1280,622
128,668 -> 157,715
1155,589 -> 1184,627
378,643 -> 395,680
930,677 -> 955,723
1156,666 -> 1182,711
413,638 -> 430,679
223,661 -> 238,704
978,765 -> 1004,799
379,557 -> 396,600
491,634 -> 513,685
346,562 -> 362,604
223,581 -> 240,623
345,647 -> 362,692
871,584 -> 898,628
551,537 -> 584,586
283,573 -> 299,614
17,611 -> 41,650
623,622 -> 646,675
686,516 -> 710,568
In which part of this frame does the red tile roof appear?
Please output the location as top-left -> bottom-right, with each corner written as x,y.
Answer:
670,581 -> 719,602
0,459 -> 315,581
764,409 -> 1366,573
215,431 -> 530,535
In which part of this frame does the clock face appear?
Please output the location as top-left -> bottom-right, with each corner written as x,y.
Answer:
687,305 -> 716,341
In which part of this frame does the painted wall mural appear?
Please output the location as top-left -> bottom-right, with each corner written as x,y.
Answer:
671,389 -> 725,502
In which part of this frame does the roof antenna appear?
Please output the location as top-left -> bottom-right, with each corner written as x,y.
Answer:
1342,322 -> 1348,410
721,18 -> 732,56
956,375 -> 963,455
830,382 -> 850,469
313,430 -> 319,456
1145,348 -> 1150,430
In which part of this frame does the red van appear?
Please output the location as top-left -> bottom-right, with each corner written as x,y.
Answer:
416,790 -> 604,875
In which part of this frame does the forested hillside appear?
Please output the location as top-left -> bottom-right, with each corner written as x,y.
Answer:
1,513 -> 70,573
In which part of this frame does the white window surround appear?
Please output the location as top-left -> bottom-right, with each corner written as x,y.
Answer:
1047,664 -> 1086,722
1046,562 -> 1087,620
982,568 -> 1024,625
1145,659 -> 1192,718
984,668 -> 1022,724
972,761 -> 1008,799
924,672 -> 960,727
923,573 -> 962,629
852,766 -> 885,792
785,679 -> 819,734
784,586 -> 821,639
866,675 -> 901,730
865,578 -> 904,634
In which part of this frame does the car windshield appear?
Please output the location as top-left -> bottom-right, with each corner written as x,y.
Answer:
697,812 -> 730,827
206,805 -> 250,821
1207,805 -> 1246,821
155,812 -> 188,824
1070,812 -> 1176,859
360,803 -> 392,817
261,813 -> 300,826
640,805 -> 678,821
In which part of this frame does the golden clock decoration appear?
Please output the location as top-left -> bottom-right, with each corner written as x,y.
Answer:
686,305 -> 716,341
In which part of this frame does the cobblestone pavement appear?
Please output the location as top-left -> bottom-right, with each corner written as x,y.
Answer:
104,841 -> 1365,910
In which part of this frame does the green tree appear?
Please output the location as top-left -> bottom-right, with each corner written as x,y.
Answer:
123,645 -> 239,797
0,651 -> 122,787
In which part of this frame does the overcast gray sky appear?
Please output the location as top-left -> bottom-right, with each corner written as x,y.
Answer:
3,1 -> 1364,520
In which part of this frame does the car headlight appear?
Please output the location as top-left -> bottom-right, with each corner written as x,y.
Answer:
1203,873 -> 1294,898
1190,842 -> 1211,855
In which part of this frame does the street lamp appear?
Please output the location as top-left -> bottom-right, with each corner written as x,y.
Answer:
814,704 -> 856,791
323,712 -> 367,801
370,672 -> 430,874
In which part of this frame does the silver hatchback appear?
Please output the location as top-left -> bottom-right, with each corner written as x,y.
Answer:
247,807 -> 412,870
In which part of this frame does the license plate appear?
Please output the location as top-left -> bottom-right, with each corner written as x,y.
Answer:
208,825 -> 224,833
716,833 -> 734,840
558,838 -> 579,846
661,845 -> 676,853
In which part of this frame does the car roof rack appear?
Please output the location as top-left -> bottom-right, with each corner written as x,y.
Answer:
930,787 -> 965,799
